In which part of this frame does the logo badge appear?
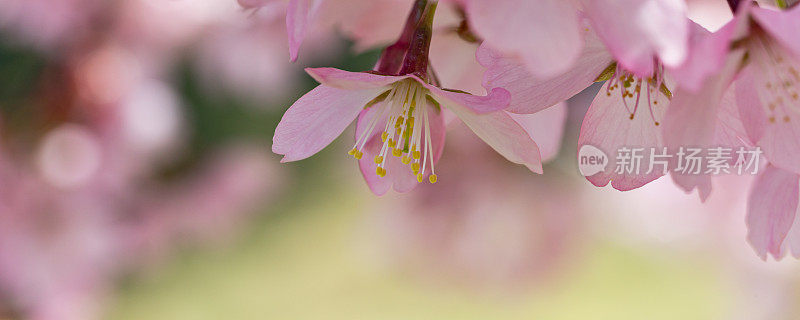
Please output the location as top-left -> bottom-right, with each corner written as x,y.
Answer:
578,145 -> 608,177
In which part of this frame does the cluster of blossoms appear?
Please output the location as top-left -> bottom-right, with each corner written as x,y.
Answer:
0,0 -> 287,318
266,0 -> 800,260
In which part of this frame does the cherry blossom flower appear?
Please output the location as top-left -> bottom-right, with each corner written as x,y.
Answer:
479,8 -> 753,193
479,26 -> 670,191
660,2 -> 800,201
273,1 -> 543,194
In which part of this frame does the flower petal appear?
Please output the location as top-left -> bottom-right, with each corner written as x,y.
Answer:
585,0 -> 688,76
734,65 -> 767,145
746,165 -> 800,260
272,85 -> 385,162
286,0 -> 321,62
669,20 -> 737,92
477,31 -> 613,114
305,67 -> 405,90
663,49 -> 744,200
737,49 -> 800,174
781,201 -> 800,258
507,102 -> 567,163
464,0 -> 582,78
578,81 -> 668,190
750,5 -> 800,57
237,0 -> 272,9
424,83 -> 510,114
446,102 -> 543,173
429,29 -> 485,95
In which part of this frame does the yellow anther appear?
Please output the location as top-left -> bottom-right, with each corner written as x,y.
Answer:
376,166 -> 386,177
392,148 -> 402,157
395,117 -> 404,128
354,151 -> 363,159
388,138 -> 394,146
416,173 -> 423,182
381,132 -> 388,142
374,155 -> 384,164
429,174 -> 438,184
348,148 -> 357,156
395,127 -> 402,135
411,163 -> 420,173
412,150 -> 421,159
401,156 -> 411,164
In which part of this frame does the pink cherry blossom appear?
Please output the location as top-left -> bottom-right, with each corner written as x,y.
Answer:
273,0 -> 544,194
479,26 -> 671,191
273,67 -> 543,194
661,2 -> 800,201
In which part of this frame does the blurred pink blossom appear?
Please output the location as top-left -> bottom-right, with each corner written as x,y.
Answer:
365,125 -> 581,289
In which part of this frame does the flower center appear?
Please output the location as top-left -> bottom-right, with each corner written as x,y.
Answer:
604,64 -> 669,126
751,34 -> 800,124
349,79 -> 438,183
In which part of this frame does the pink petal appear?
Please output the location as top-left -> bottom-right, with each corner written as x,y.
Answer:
429,30 -> 485,95
737,49 -> 800,174
272,85 -> 386,162
464,0 -> 582,78
713,84 -> 752,149
507,102 -> 568,163
585,0 -> 688,77
446,102 -> 543,173
305,67 -> 405,90
746,165 -> 800,260
669,20 -> 737,92
578,81 -> 669,190
237,0 -> 273,9
734,65 -> 767,145
477,31 -> 614,114
757,115 -> 800,175
663,49 -> 744,200
782,202 -> 800,258
750,5 -> 800,57
355,101 -> 446,195
335,0 -> 409,51
424,84 -> 511,114
286,0 -> 322,62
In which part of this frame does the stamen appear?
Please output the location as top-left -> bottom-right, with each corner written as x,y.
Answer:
347,79 -> 442,185
610,68 -> 663,126
751,33 -> 800,124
